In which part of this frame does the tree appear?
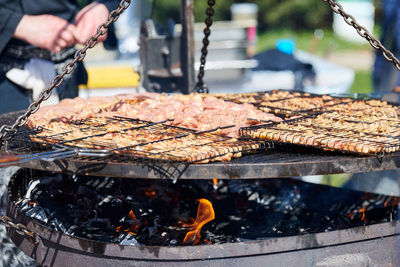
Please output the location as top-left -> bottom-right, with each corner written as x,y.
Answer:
153,0 -> 333,31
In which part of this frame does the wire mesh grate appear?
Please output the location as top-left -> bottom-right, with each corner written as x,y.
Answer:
8,116 -> 269,163
215,90 -> 353,117
240,106 -> 400,155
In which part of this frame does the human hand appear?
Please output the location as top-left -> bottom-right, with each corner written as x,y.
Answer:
74,2 -> 110,44
13,14 -> 79,53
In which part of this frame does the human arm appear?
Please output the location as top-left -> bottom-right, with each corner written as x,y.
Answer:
0,8 -> 24,54
13,14 -> 79,53
74,2 -> 111,44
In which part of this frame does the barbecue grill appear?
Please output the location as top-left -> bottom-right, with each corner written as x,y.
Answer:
1,0 -> 400,266
2,99 -> 400,267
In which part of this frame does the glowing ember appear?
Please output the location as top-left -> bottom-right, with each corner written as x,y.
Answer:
16,173 -> 399,246
116,210 -> 140,235
384,193 -> 398,208
384,199 -> 389,208
144,188 -> 158,198
183,198 -> 215,245
212,179 -> 218,190
128,210 -> 140,230
359,208 -> 366,222
348,207 -> 367,222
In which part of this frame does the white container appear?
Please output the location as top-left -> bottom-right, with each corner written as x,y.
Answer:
230,3 -> 259,21
332,0 -> 375,43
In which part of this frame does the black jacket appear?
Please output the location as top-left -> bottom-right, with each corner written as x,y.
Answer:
0,0 -> 119,54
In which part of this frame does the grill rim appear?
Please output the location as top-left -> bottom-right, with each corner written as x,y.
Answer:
13,150 -> 400,179
3,111 -> 400,179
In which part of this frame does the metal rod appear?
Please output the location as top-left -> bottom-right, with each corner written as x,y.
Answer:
180,0 -> 195,94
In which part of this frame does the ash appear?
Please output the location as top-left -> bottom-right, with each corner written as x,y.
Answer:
16,173 -> 399,246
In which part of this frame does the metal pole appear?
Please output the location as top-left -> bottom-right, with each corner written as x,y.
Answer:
180,0 -> 195,94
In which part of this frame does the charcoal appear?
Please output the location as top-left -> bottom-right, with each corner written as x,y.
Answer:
118,233 -> 141,246
16,173 -> 399,246
19,200 -> 48,223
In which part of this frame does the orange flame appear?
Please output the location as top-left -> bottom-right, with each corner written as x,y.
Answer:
384,199 -> 389,208
116,210 -> 140,235
348,207 -> 367,222
384,193 -> 398,208
212,179 -> 218,189
144,188 -> 157,198
359,208 -> 366,222
183,199 -> 215,245
128,210 -> 140,232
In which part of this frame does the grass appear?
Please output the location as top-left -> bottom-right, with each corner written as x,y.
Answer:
321,174 -> 352,188
257,29 -> 375,94
257,29 -> 370,55
349,70 -> 373,94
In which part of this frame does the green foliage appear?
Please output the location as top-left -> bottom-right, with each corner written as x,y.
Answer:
348,70 -> 373,94
248,0 -> 333,31
194,0 -> 234,23
373,0 -> 383,24
152,0 -> 234,25
321,174 -> 351,188
152,0 -> 180,25
77,0 -> 89,8
153,0 -> 333,31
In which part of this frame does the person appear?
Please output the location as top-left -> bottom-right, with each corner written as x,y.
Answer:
342,0 -> 400,197
0,0 -> 120,114
0,2 -> 120,265
372,0 -> 400,92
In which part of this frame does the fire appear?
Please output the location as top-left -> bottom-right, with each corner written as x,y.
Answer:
384,193 -> 398,208
359,207 -> 366,222
347,207 -> 367,222
384,199 -> 389,208
128,210 -> 140,231
183,198 -> 215,245
212,179 -> 218,189
144,188 -> 157,198
116,210 -> 140,235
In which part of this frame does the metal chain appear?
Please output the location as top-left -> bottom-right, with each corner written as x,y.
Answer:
323,0 -> 400,71
195,0 -> 216,94
0,215 -> 40,244
0,0 -> 131,143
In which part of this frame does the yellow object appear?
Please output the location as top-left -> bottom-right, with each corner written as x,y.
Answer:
79,66 -> 140,89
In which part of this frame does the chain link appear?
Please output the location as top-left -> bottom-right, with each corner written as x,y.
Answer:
0,215 -> 40,244
0,0 -> 131,143
323,0 -> 400,72
195,0 -> 216,94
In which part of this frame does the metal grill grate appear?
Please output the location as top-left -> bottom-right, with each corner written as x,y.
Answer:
215,90 -> 353,117
240,107 -> 400,155
7,116 -> 269,164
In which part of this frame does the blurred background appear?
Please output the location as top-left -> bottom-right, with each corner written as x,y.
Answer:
76,0 -> 395,190
78,0 -> 384,97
